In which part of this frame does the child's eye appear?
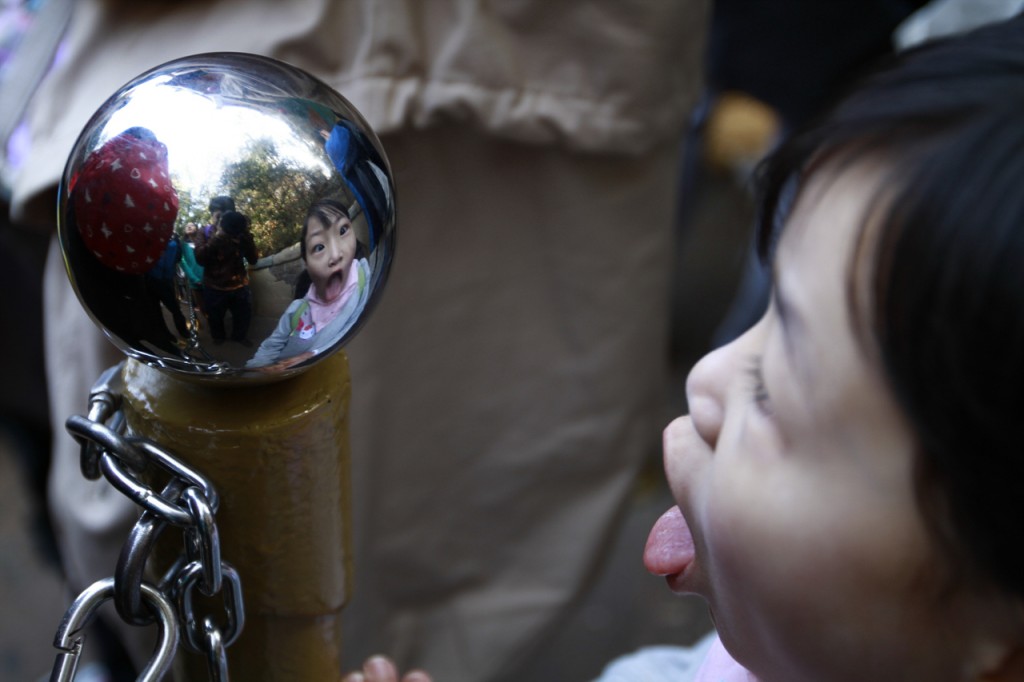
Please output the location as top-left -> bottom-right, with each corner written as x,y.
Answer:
746,356 -> 773,416
338,224 -> 349,236
312,243 -> 325,253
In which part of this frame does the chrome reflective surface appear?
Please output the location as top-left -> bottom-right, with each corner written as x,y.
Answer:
58,53 -> 395,382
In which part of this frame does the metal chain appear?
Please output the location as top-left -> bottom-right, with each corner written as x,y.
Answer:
51,362 -> 244,682
174,263 -> 212,360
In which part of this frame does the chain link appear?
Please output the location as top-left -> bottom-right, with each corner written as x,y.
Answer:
71,363 -> 123,480
175,563 -> 245,653
115,478 -> 186,626
50,362 -> 245,681
200,616 -> 230,682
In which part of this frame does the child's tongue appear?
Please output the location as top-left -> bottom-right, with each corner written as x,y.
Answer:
323,271 -> 345,301
644,506 -> 695,577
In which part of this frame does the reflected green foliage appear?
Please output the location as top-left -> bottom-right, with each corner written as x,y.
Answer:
224,139 -> 321,256
173,184 -> 202,230
220,138 -> 342,257
169,138 -> 344,252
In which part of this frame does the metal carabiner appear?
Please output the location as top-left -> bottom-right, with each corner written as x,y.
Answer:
50,577 -> 179,682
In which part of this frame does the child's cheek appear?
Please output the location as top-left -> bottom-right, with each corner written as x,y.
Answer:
700,490 -> 794,669
702,442 -> 809,607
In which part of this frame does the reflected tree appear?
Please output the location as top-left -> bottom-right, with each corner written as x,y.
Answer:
220,138 -> 340,256
173,185 -> 203,231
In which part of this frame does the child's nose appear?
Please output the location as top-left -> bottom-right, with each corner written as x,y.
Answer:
685,315 -> 768,450
685,346 -> 729,450
328,240 -> 343,263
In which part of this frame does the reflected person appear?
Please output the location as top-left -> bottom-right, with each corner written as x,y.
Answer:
247,198 -> 370,370
180,222 -> 205,315
70,126 -> 183,356
144,230 -> 189,338
194,209 -> 258,346
322,117 -> 390,250
197,195 -> 235,244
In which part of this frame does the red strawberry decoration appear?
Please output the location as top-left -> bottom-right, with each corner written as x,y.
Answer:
73,127 -> 179,275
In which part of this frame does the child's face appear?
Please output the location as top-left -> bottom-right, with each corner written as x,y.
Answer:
650,162 -> 1014,681
304,211 -> 357,301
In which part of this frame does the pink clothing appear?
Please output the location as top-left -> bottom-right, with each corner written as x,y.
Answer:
695,636 -> 758,682
305,262 -> 359,331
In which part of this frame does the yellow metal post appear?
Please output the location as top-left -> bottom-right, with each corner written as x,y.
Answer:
118,352 -> 353,680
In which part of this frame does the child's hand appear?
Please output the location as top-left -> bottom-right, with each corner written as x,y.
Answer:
341,655 -> 432,682
256,351 -> 315,373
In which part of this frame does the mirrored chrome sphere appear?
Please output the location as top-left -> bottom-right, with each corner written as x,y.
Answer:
58,53 -> 396,382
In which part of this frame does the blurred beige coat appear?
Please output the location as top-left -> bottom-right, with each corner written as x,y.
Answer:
12,0 -> 706,679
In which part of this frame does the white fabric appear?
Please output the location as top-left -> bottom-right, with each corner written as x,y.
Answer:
11,0 -> 706,219
15,1 -> 707,679
594,632 -> 717,682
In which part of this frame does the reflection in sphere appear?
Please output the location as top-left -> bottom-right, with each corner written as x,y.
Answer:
58,53 -> 396,383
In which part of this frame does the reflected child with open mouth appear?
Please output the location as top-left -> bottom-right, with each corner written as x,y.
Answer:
247,198 -> 370,371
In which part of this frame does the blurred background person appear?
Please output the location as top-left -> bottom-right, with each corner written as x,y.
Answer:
194,209 -> 258,347
181,221 -> 206,317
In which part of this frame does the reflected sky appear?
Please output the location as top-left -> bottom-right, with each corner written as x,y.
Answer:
103,77 -> 333,196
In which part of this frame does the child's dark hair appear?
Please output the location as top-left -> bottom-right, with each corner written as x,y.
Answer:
754,14 -> 1024,596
